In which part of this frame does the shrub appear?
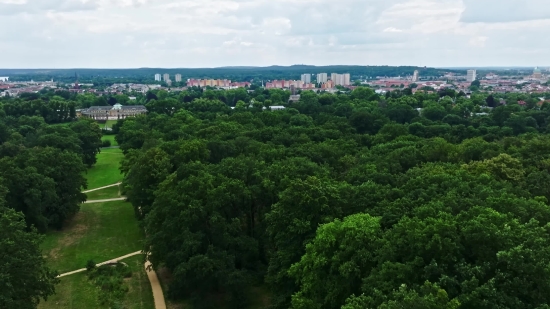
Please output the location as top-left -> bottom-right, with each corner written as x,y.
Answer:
86,260 -> 96,271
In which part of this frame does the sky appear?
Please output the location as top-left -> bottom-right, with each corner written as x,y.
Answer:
0,0 -> 549,68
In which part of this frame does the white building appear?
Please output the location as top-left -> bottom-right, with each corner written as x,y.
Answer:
175,74 -> 182,82
317,73 -> 328,83
301,74 -> 311,84
466,70 -> 477,82
0,77 -> 8,82
331,73 -> 351,86
154,74 -> 161,82
412,70 -> 419,82
163,73 -> 170,82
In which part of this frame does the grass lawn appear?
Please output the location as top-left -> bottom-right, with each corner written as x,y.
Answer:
85,148 -> 124,190
38,272 -> 100,309
41,200 -> 143,274
86,185 -> 121,200
103,120 -> 118,128
39,255 -> 155,309
101,134 -> 119,146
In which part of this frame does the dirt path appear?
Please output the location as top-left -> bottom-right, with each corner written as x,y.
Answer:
82,182 -> 122,193
145,261 -> 167,309
57,251 -> 143,278
84,197 -> 126,203
57,251 -> 167,309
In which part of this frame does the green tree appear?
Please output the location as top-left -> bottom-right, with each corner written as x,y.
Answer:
290,214 -> 381,309
0,182 -> 58,309
70,118 -> 103,167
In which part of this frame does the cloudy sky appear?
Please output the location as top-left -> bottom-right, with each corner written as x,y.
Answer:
0,0 -> 548,68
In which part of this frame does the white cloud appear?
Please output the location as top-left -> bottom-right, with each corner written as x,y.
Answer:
469,36 -> 487,47
383,27 -> 403,33
0,0 -> 549,68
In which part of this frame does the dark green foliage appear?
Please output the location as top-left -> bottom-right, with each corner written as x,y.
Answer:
116,87 -> 550,309
86,263 -> 131,307
0,182 -> 59,309
0,112 -> 98,231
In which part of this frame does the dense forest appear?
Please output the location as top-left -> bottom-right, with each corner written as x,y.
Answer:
2,84 -> 550,308
0,65 -> 456,83
113,86 -> 550,308
0,104 -> 102,307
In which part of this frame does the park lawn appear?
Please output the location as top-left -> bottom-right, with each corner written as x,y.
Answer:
105,120 -> 118,128
41,200 -> 143,274
85,185 -> 121,200
85,147 -> 124,190
102,134 -> 119,146
38,272 -> 100,309
38,255 -> 155,309
124,255 -> 156,309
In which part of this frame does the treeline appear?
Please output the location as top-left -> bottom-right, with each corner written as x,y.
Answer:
117,87 -> 550,309
0,111 -> 102,231
0,108 -> 102,307
0,65 -> 456,83
1,90 -> 143,116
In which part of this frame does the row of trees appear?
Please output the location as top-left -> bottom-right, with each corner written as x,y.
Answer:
116,86 -> 550,309
0,113 -> 102,231
0,103 -> 103,306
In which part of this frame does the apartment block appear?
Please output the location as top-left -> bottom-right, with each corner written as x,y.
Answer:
466,70 -> 477,82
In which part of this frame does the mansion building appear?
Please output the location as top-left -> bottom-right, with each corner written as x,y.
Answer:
80,103 -> 147,120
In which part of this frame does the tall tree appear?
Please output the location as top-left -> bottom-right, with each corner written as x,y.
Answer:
0,181 -> 58,309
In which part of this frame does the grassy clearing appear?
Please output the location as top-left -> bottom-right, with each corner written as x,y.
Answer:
85,148 -> 124,190
124,255 -> 156,309
101,134 -> 119,146
102,120 -> 118,128
38,272 -> 100,309
39,255 -> 154,309
41,200 -> 143,274
86,185 -> 121,200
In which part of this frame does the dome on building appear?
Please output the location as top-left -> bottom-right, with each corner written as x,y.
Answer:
112,103 -> 123,110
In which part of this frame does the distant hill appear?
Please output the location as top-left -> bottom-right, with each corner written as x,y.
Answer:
0,66 -> 460,83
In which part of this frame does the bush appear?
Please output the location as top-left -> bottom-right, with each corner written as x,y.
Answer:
86,260 -> 96,271
101,140 -> 112,148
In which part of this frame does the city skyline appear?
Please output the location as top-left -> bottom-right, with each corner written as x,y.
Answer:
1,0 -> 550,68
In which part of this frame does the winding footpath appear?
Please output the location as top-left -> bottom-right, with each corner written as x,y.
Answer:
82,182 -> 121,193
76,183 -> 167,309
84,197 -> 126,203
57,251 -> 143,278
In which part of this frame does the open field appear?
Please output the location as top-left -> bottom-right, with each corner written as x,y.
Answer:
38,272 -> 100,309
101,134 -> 119,146
104,120 -> 118,128
41,200 -> 143,274
39,255 -> 154,309
85,147 -> 124,190
85,184 -> 121,200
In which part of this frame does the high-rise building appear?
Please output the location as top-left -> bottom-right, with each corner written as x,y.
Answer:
466,70 -> 477,82
331,73 -> 351,86
317,73 -> 328,83
175,74 -> 182,82
301,74 -> 311,84
343,73 -> 350,86
412,70 -> 419,82
163,73 -> 170,82
154,74 -> 161,82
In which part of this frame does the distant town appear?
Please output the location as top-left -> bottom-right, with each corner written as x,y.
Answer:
0,67 -> 549,98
